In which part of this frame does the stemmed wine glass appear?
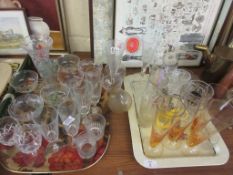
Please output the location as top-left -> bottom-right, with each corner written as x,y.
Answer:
71,79 -> 92,116
79,60 -> 103,112
57,54 -> 84,88
32,106 -> 61,153
58,98 -> 81,143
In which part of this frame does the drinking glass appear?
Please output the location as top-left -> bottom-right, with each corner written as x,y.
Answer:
22,35 -> 56,81
102,65 -> 124,92
187,98 -> 233,147
149,95 -> 185,148
71,80 -> 92,116
164,96 -> 201,149
58,98 -> 81,139
74,131 -> 97,160
82,113 -> 106,142
40,83 -> 69,109
57,54 -> 83,87
0,117 -> 18,146
80,61 -> 103,106
8,94 -> 44,123
32,106 -> 60,153
187,80 -> 214,137
167,69 -> 191,95
104,40 -> 124,83
130,80 -> 160,128
14,124 -> 42,155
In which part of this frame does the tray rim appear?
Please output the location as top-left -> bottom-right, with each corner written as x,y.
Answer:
124,73 -> 230,169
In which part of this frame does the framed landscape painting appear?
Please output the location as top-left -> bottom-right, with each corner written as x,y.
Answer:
0,9 -> 29,55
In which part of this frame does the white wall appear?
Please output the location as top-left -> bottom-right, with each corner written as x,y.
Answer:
63,0 -> 90,52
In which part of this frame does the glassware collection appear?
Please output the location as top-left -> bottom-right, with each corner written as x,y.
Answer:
0,35 -> 130,172
1,28 -> 233,172
130,51 -> 233,157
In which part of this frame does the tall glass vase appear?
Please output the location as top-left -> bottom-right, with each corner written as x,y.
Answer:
22,35 -> 56,81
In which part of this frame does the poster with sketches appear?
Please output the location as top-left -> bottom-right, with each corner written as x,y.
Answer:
115,0 -> 224,67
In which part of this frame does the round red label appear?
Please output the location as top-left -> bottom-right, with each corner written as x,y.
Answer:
126,37 -> 140,53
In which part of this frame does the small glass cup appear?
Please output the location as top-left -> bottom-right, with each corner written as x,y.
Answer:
0,117 -> 18,146
82,113 -> 106,141
9,70 -> 38,93
75,131 -> 97,160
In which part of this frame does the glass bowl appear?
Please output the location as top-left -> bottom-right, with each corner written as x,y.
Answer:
9,70 -> 38,93
8,94 -> 44,123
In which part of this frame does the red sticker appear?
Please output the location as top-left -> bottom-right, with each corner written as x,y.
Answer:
126,37 -> 140,53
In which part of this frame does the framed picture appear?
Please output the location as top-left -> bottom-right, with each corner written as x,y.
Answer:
115,0 -> 224,67
18,0 -> 70,53
0,9 -> 29,55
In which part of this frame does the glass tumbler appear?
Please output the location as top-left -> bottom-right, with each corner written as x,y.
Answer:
82,113 -> 106,142
150,95 -> 185,147
75,131 -> 97,160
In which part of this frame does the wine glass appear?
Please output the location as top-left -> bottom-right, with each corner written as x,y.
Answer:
0,117 -> 18,146
14,124 -> 42,155
104,40 -> 124,83
40,82 -> 69,109
58,98 -> 81,142
80,61 -> 103,111
32,106 -> 61,153
71,79 -> 92,116
57,54 -> 84,88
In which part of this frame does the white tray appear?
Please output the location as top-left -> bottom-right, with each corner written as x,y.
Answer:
124,73 -> 229,169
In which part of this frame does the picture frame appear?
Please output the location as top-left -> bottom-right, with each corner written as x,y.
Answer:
114,0 -> 224,67
0,9 -> 29,55
18,0 -> 70,53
